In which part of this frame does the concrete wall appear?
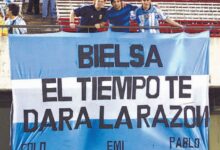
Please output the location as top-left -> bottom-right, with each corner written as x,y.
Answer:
210,38 -> 220,86
210,114 -> 220,150
0,107 -> 10,150
0,37 -> 10,90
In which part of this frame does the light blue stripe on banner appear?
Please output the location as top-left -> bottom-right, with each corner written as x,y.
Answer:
9,31 -> 209,79
12,119 -> 208,150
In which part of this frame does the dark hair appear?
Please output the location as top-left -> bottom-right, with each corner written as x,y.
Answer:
111,0 -> 122,4
8,3 -> 19,16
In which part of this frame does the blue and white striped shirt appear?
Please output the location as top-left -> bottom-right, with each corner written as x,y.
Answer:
135,5 -> 167,33
5,16 -> 27,34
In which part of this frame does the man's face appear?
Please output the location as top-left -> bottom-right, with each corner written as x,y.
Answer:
112,0 -> 122,10
94,0 -> 106,9
142,0 -> 151,9
6,8 -> 12,17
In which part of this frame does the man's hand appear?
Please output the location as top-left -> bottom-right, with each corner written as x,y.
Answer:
153,3 -> 160,9
180,25 -> 186,29
121,1 -> 127,8
70,22 -> 76,29
95,23 -> 101,29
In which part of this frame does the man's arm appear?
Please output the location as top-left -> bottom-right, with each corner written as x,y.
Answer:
94,22 -> 107,29
69,10 -> 76,29
156,7 -> 183,29
95,9 -> 108,29
19,19 -> 27,34
165,18 -> 183,28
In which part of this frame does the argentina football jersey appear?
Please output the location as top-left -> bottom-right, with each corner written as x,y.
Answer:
136,5 -> 167,33
106,4 -> 137,32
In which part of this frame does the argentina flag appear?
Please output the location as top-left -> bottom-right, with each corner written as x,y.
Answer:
9,31 -> 209,150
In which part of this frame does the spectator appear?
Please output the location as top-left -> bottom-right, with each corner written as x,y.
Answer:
0,11 -> 8,36
5,3 -> 27,34
69,0 -> 107,33
105,0 -> 137,32
26,0 -> 40,15
135,0 -> 183,33
42,0 -> 56,19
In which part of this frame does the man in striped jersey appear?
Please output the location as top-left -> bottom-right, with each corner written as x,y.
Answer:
5,3 -> 27,34
135,0 -> 183,33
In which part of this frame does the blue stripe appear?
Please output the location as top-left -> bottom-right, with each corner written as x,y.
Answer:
12,119 -> 208,150
9,31 -> 209,79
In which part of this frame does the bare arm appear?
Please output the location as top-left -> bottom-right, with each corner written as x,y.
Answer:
94,22 -> 107,29
69,10 -> 76,29
165,18 -> 183,28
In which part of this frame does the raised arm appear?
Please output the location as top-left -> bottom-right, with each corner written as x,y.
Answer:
165,18 -> 183,28
156,6 -> 183,29
69,10 -> 76,29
